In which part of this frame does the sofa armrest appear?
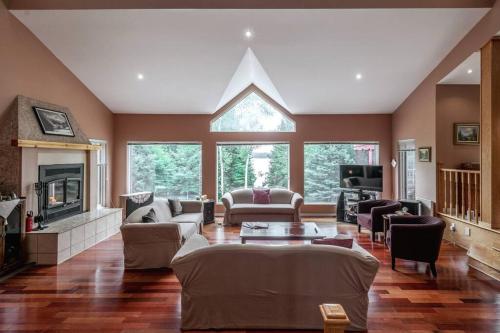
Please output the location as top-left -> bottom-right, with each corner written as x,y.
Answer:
180,200 -> 203,213
221,192 -> 234,211
172,234 -> 210,262
291,192 -> 304,209
120,222 -> 182,243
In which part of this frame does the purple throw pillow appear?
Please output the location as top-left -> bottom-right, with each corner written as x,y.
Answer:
253,188 -> 271,204
312,235 -> 353,249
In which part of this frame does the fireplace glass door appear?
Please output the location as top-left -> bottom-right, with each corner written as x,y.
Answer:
47,179 -> 65,208
66,178 -> 81,204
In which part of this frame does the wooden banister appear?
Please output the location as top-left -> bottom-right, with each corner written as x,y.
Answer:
438,168 -> 480,223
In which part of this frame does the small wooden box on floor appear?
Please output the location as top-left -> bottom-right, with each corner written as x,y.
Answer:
26,208 -> 122,265
319,304 -> 350,333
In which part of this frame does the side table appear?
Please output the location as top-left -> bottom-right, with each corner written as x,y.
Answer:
382,212 -> 411,247
203,200 -> 215,225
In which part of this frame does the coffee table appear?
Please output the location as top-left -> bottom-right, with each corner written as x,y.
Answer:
240,222 -> 324,244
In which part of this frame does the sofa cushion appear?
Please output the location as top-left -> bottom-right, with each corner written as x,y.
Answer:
150,200 -> 173,221
179,222 -> 198,241
270,188 -> 294,204
253,188 -> 271,204
169,199 -> 183,216
231,189 -> 254,204
124,205 -> 153,224
171,212 -> 203,225
230,204 -> 295,215
142,208 -> 159,223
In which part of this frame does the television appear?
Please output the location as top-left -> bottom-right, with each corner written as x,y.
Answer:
339,165 -> 383,192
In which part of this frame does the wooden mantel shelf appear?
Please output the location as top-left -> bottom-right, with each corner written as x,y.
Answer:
12,139 -> 100,151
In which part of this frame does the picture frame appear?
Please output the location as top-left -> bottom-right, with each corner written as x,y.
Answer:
418,147 -> 431,162
454,123 -> 479,145
33,107 -> 75,137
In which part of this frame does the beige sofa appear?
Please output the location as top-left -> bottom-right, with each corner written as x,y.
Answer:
120,199 -> 203,269
171,234 -> 379,331
221,188 -> 303,225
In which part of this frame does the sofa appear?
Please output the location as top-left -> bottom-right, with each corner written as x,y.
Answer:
120,198 -> 203,269
357,199 -> 401,241
387,215 -> 445,277
221,188 -> 303,225
171,234 -> 379,331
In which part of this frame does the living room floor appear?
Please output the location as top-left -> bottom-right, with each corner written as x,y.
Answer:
0,219 -> 498,333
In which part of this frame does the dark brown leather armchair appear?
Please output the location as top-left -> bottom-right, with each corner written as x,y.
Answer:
387,215 -> 445,277
357,200 -> 401,241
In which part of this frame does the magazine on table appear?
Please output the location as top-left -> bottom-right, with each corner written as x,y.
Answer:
242,222 -> 269,229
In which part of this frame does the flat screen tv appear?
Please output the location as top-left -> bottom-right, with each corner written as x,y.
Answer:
339,165 -> 383,192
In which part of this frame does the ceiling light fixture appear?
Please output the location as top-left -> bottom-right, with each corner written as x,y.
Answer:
467,69 -> 473,74
137,73 -> 144,80
356,73 -> 363,80
244,29 -> 253,39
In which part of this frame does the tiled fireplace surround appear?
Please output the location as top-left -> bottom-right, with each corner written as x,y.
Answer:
0,96 -> 121,265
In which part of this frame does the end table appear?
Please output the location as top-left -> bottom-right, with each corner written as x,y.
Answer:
203,200 -> 215,225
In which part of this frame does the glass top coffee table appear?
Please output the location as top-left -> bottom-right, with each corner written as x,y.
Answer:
240,222 -> 324,244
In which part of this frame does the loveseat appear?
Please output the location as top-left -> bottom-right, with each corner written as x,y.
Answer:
221,188 -> 303,225
171,234 -> 379,331
120,196 -> 203,269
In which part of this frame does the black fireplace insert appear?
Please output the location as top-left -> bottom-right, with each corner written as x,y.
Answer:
39,164 -> 84,223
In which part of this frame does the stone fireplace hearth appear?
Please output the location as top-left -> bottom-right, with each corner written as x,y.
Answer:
0,95 -> 121,265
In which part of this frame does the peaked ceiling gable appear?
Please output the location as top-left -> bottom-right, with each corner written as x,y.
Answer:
216,48 -> 288,111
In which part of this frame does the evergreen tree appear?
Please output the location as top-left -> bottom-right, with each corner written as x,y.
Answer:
265,144 -> 289,188
304,144 -> 356,203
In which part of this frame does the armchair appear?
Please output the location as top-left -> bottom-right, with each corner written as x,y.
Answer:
387,215 -> 445,277
357,199 -> 401,241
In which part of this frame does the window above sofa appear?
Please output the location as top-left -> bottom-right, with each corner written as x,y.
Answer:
217,143 -> 290,202
128,143 -> 202,200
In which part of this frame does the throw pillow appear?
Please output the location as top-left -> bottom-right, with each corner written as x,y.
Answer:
312,234 -> 353,249
142,208 -> 159,223
168,199 -> 183,216
253,188 -> 271,204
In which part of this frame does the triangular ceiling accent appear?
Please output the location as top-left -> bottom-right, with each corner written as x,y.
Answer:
216,48 -> 289,111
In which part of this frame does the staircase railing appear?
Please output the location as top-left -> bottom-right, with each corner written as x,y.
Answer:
438,168 -> 480,223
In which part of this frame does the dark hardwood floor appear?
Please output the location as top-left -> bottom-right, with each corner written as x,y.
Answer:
0,220 -> 498,332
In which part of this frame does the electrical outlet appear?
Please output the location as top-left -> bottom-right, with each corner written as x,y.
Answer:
464,227 -> 471,236
450,223 -> 456,232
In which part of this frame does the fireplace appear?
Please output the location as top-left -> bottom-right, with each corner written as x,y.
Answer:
39,164 -> 84,223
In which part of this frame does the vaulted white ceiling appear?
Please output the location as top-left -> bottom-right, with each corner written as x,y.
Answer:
439,52 -> 480,85
12,9 -> 488,114
216,48 -> 288,110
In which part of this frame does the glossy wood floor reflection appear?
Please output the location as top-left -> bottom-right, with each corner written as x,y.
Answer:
0,220 -> 498,333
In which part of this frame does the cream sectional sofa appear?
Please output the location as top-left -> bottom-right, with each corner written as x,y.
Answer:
120,198 -> 203,269
221,188 -> 303,225
171,234 -> 379,331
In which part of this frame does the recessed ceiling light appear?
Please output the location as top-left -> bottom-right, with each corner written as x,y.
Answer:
356,73 -> 363,80
137,73 -> 144,80
467,69 -> 473,74
244,29 -> 253,39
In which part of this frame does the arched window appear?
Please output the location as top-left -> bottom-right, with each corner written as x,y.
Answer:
211,86 -> 295,132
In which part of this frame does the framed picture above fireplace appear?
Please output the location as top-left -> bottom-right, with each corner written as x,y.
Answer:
33,107 -> 75,137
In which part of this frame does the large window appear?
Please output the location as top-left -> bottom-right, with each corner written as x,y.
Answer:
217,143 -> 289,201
128,143 -> 202,200
304,143 -> 380,203
90,139 -> 107,208
211,92 -> 295,132
398,140 -> 416,200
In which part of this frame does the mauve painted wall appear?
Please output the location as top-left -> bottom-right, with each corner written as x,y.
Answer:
0,3 -> 115,205
436,84 -> 480,169
112,113 -> 393,213
392,0 -> 500,205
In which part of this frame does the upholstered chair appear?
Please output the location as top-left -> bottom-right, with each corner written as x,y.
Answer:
357,199 -> 401,241
387,215 -> 445,277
